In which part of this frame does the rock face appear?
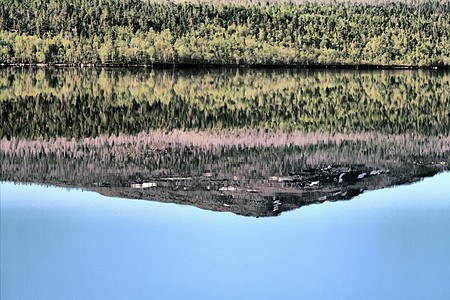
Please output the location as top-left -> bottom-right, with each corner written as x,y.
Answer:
1,130 -> 448,217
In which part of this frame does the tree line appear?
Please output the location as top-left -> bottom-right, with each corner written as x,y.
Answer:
0,0 -> 449,66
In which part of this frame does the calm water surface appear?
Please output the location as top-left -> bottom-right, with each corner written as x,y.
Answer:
2,173 -> 450,299
1,67 -> 450,299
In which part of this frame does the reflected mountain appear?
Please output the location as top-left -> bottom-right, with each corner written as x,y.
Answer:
1,67 -> 449,216
2,130 -> 448,217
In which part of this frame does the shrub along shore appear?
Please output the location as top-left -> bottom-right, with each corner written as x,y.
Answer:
0,0 -> 449,67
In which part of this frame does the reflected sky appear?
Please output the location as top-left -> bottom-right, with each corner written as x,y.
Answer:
1,173 -> 450,300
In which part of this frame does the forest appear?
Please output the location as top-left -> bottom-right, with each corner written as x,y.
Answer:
0,0 -> 449,66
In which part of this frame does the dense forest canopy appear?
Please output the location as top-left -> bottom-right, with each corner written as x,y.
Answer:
0,0 -> 449,66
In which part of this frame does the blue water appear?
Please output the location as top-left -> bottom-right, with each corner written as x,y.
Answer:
1,173 -> 450,300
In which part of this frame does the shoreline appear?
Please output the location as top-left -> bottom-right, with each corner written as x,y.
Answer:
0,62 -> 447,70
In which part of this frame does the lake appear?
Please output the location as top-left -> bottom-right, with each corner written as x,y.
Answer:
1,67 -> 450,299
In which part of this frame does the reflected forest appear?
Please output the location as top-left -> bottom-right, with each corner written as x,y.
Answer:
1,68 -> 449,139
1,67 -> 449,216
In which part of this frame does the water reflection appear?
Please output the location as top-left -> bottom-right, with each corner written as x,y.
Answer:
1,67 -> 449,138
1,130 -> 448,216
1,174 -> 450,299
1,67 -> 449,216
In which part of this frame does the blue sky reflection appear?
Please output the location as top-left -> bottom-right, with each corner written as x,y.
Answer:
1,173 -> 450,300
